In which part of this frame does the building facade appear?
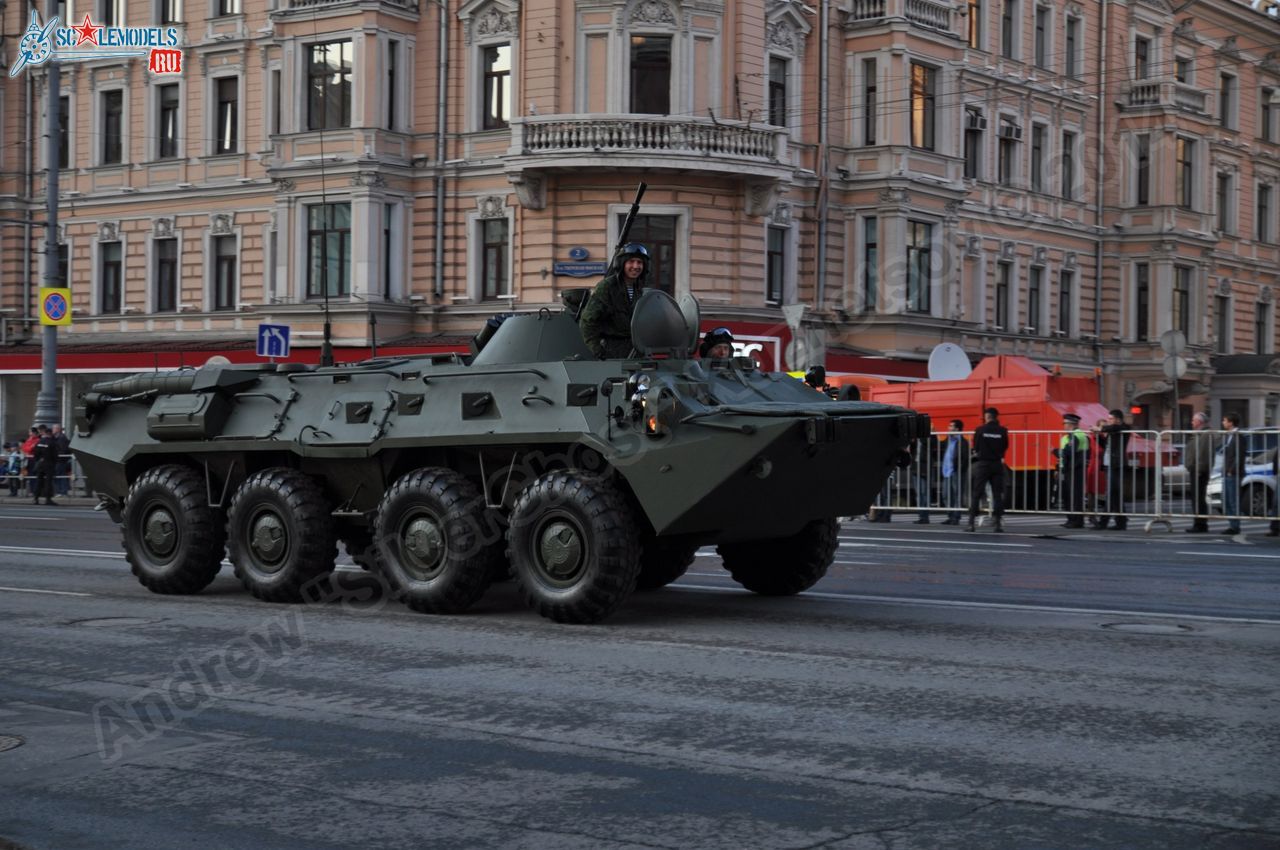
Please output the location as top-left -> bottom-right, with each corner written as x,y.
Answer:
1,0 -> 1278,438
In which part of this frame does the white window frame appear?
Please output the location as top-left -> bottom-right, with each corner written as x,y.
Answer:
1000,0 -> 1020,61
1063,13 -> 1082,78
763,219 -> 796,306
1216,170 -> 1237,235
1026,262 -> 1047,333
205,227 -> 242,312
905,218 -> 941,318
207,71 -> 242,157
460,0 -> 517,133
150,78 -> 183,161
153,0 -> 182,24
1219,70 -> 1238,131
605,202 -> 691,299
379,199 -> 406,301
146,229 -> 182,314
380,35 -> 413,133
95,84 -> 128,168
92,232 -> 126,315
466,206 -> 515,303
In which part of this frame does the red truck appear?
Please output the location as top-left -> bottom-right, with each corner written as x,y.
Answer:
866,355 -> 1172,508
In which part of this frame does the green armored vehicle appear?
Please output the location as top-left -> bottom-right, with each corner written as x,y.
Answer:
72,290 -> 928,623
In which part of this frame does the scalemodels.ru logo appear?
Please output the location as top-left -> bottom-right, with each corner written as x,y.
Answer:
8,9 -> 182,77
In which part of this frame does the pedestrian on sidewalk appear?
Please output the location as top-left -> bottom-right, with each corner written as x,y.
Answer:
32,425 -> 58,506
1183,412 -> 1214,533
912,435 -> 937,524
1097,410 -> 1131,530
20,427 -> 38,496
939,420 -> 969,525
51,424 -> 71,497
1055,413 -> 1090,528
4,442 -> 20,497
1219,413 -> 1244,535
1085,419 -> 1107,527
967,407 -> 1009,533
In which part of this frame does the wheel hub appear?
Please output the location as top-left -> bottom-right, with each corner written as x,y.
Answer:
403,516 -> 445,571
538,521 -> 583,580
142,507 -> 177,557
249,512 -> 287,568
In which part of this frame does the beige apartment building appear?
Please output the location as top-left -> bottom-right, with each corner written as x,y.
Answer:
1,0 -> 1278,437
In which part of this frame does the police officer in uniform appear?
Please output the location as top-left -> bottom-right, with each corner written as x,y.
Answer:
967,407 -> 1010,533
579,243 -> 650,359
32,425 -> 58,506
1055,413 -> 1090,528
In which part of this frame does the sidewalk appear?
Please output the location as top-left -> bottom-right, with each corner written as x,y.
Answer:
0,494 -> 99,507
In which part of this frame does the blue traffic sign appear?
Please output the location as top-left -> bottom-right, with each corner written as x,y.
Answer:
257,323 -> 291,358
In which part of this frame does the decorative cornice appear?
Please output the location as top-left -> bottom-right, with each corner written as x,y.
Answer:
210,213 -> 234,236
477,194 -> 506,218
153,217 -> 174,238
630,0 -> 677,27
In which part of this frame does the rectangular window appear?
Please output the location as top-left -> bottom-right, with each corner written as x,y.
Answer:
271,69 -> 281,135
482,43 -> 511,130
1133,265 -> 1156,341
307,203 -> 352,298
1027,266 -> 1042,333
968,0 -> 982,48
1134,36 -> 1150,79
1134,134 -> 1150,206
383,203 -> 394,300
1176,137 -> 1194,210
906,221 -> 932,314
481,219 -> 510,300
1263,90 -> 1275,143
964,109 -> 984,179
1058,269 -> 1072,334
307,41 -> 353,131
1030,124 -> 1045,193
213,236 -> 236,311
630,35 -> 671,115
1256,301 -> 1271,354
1061,130 -> 1075,200
1216,294 -> 1231,354
995,263 -> 1010,329
386,40 -> 399,131
998,122 -> 1018,187
863,217 -> 878,311
766,227 -> 785,304
57,95 -> 69,169
1173,266 -> 1191,338
1001,0 -> 1017,59
215,77 -> 237,154
616,214 -> 676,294
1219,73 -> 1235,129
216,0 -> 239,15
1217,172 -> 1233,234
101,242 -> 122,313
1175,56 -> 1190,84
863,59 -> 877,145
99,0 -> 122,26
160,0 -> 180,24
910,64 -> 936,151
1259,184 -> 1272,243
1065,16 -> 1079,77
157,84 -> 179,159
768,57 -> 787,128
155,238 -> 177,313
1034,6 -> 1049,69
101,90 -> 123,165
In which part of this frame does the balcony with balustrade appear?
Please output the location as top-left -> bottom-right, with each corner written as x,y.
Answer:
1120,79 -> 1210,116
269,0 -> 417,18
846,0 -> 954,33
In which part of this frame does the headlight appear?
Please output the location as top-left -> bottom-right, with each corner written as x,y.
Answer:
625,371 -> 652,402
643,388 -> 679,437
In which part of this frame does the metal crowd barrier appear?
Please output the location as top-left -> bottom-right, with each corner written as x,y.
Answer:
4,452 -> 86,499
868,428 -> 1277,532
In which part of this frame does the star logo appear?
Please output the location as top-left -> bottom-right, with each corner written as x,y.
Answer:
71,13 -> 101,47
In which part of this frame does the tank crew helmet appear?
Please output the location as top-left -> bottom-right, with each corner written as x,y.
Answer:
699,327 -> 735,359
618,243 -> 650,276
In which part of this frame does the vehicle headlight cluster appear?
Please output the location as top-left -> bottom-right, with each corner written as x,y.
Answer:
626,372 -> 679,437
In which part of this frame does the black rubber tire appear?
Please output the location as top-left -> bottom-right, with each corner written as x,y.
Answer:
635,537 -> 699,591
506,471 -> 640,624
372,468 -> 500,614
717,517 -> 838,596
226,468 -> 336,603
121,464 -> 225,594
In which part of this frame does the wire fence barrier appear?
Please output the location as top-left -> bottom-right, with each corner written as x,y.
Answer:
869,429 -> 1275,530
3,453 -> 87,500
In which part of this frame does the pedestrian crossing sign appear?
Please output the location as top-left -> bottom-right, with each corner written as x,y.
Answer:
39,287 -> 72,326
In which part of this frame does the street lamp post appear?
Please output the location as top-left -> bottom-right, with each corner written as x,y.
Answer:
32,0 -> 61,428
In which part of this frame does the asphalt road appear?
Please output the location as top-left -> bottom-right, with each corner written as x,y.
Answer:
0,504 -> 1277,849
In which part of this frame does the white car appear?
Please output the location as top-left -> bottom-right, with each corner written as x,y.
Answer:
1206,431 -> 1277,518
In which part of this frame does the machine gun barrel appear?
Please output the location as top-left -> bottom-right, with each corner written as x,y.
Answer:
608,182 -> 648,273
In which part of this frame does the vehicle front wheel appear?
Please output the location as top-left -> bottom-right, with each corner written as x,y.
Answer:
227,468 -> 336,603
1246,484 -> 1274,519
506,471 -> 640,623
122,464 -> 226,594
717,518 -> 838,596
373,468 -> 498,614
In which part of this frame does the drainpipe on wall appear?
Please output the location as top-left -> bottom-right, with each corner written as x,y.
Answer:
814,0 -> 829,310
433,0 -> 449,300
1094,0 -> 1109,401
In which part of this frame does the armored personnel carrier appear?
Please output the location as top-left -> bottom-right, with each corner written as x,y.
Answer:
73,290 -> 928,623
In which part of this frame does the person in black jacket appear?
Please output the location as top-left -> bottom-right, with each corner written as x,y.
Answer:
1096,409 -> 1131,530
1055,413 -> 1090,528
967,407 -> 1010,533
1219,412 -> 1245,535
32,425 -> 58,506
579,243 -> 650,359
938,419 -> 970,524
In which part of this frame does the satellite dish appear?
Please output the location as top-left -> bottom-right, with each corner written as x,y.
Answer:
927,343 -> 972,381
204,355 -> 231,367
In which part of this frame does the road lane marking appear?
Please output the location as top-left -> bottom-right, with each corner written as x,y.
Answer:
0,545 -> 125,559
0,515 -> 61,521
0,586 -> 92,597
839,535 -> 1032,548
673,583 -> 1280,625
1175,550 -> 1280,559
